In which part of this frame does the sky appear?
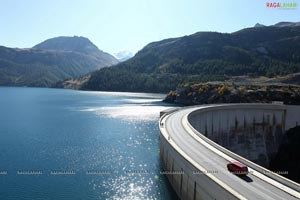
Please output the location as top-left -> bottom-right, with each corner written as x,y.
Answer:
0,0 -> 300,55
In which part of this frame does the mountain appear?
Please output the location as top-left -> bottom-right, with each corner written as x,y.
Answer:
113,50 -> 134,62
65,22 -> 300,93
273,22 -> 300,27
254,23 -> 265,28
254,21 -> 300,28
34,36 -> 118,65
0,36 -> 118,87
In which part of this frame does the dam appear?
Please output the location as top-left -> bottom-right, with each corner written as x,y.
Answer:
159,103 -> 300,200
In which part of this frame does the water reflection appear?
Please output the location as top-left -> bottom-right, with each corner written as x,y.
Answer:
80,95 -> 173,122
80,94 -> 175,199
0,88 -> 178,199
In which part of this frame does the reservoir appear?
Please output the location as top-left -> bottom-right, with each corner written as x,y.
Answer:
0,87 -> 178,199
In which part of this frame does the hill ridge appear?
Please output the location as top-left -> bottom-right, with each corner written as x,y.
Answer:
73,23 -> 300,93
0,36 -> 118,87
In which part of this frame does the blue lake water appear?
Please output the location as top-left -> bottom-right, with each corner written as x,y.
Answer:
0,87 -> 178,200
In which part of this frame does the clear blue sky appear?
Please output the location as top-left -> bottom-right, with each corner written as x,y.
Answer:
0,0 -> 299,55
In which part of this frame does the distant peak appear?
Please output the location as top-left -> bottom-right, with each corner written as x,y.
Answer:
273,21 -> 300,27
33,36 -> 99,54
254,23 -> 265,28
113,50 -> 134,62
253,22 -> 300,28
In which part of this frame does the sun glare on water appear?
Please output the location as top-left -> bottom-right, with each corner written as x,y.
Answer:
80,97 -> 173,122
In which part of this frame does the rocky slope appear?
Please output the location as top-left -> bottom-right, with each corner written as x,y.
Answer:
270,126 -> 300,183
163,83 -> 300,105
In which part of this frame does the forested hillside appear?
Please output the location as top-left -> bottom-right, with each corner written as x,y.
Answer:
78,24 -> 300,93
0,36 -> 118,87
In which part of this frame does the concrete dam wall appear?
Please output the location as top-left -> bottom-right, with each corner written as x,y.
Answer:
188,104 -> 300,167
159,133 -> 241,200
159,103 -> 300,199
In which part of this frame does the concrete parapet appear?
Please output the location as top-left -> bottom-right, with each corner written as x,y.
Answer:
188,104 -> 288,167
187,104 -> 300,192
160,127 -> 241,200
159,103 -> 300,199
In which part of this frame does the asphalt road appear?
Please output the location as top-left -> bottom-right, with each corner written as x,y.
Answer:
163,106 -> 300,200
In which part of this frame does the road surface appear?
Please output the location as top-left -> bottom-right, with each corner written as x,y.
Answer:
162,106 -> 300,200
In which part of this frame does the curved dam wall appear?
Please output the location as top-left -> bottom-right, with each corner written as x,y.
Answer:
159,124 -> 241,200
159,104 -> 300,199
188,104 -> 300,167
